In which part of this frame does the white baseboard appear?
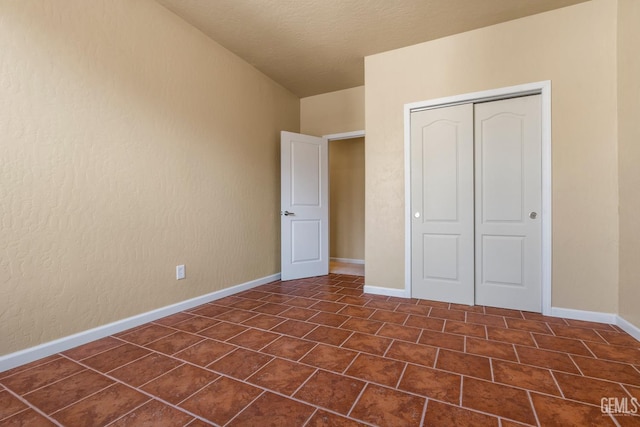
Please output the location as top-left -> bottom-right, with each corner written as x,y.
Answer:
0,273 -> 280,373
616,315 -> 640,341
363,285 -> 409,298
330,257 -> 365,265
550,307 -> 618,325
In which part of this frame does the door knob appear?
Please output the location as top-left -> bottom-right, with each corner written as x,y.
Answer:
282,211 -> 295,216
529,212 -> 538,219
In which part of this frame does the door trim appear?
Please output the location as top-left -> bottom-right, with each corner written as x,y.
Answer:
403,81 -> 552,315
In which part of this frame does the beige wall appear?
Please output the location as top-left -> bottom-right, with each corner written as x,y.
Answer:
617,0 -> 640,328
330,138 -> 365,261
0,0 -> 299,355
365,0 -> 620,314
301,86 -> 365,136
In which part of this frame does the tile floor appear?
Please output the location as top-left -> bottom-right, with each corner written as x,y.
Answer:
1,274 -> 639,426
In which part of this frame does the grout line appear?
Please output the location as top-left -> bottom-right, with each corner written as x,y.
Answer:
526,390 -> 541,427
223,389 -> 265,426
1,386 -> 65,426
395,361 -> 409,389
104,397 -> 153,426
419,398 -> 429,426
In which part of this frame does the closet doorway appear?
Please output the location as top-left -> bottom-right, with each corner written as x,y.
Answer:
406,83 -> 551,313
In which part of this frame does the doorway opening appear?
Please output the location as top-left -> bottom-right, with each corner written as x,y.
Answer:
328,136 -> 365,276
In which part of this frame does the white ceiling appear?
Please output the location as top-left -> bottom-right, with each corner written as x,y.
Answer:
156,0 -> 589,97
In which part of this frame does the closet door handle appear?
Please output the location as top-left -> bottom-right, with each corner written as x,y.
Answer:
529,212 -> 537,219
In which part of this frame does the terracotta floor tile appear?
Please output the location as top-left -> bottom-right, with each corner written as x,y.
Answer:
237,290 -> 271,300
110,353 -> 181,387
350,384 -> 425,426
2,358 -> 84,394
308,311 -> 349,327
436,349 -> 492,380
549,323 -> 607,343
405,314 -> 445,331
189,303 -> 232,318
395,303 -> 431,316
198,321 -> 247,341
462,377 -> 537,425
467,312 -> 507,328
377,323 -> 421,342
444,320 -> 487,338
173,338 -> 236,367
62,337 -> 123,361
3,409 -> 57,426
465,337 -> 518,361
247,358 -> 316,395
294,370 -> 365,414
0,355 -> 61,380
533,333 -> 593,356
0,390 -> 28,419
428,307 -> 466,321
385,341 -> 437,367
52,383 -> 149,427
262,336 -> 316,360
208,348 -> 273,380
260,294 -> 293,304
419,330 -> 465,352
424,400 -> 500,427
310,300 -> 346,313
365,300 -> 399,311
521,311 -> 568,324
214,308 -> 257,323
230,299 -> 266,311
531,392 -> 616,426
418,299 -> 450,309
585,341 -> 640,364
270,319 -> 318,337
398,364 -> 461,404
141,364 -> 218,405
450,303 -> 485,313
338,296 -> 371,306
597,330 -> 640,348
515,346 -> 581,374
564,318 -> 618,331
370,309 -> 409,325
180,376 -> 262,425
342,332 -> 392,356
304,325 -> 352,346
306,409 -> 368,426
280,307 -> 318,321
505,317 -> 552,334
171,316 -> 219,333
345,353 -> 405,387
82,343 -> 150,374
300,344 -> 358,373
118,324 -> 175,345
227,328 -> 280,350
492,359 -> 561,396
554,371 -> 630,406
228,391 -> 315,426
286,296 -> 317,308
572,355 -> 640,386
486,326 -> 535,346
338,305 -> 375,318
145,331 -> 204,355
341,317 -> 384,334
241,314 -> 285,330
252,302 -> 289,315
484,307 -> 524,319
109,399 -> 194,426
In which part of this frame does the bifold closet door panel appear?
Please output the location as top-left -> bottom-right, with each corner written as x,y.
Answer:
410,103 -> 475,305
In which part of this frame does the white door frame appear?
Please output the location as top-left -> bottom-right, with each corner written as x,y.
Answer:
403,81 -> 552,315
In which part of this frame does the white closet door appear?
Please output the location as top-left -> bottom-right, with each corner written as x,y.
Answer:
410,104 -> 474,305
474,95 -> 542,312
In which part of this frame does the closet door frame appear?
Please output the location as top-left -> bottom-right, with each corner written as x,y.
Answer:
403,81 -> 552,315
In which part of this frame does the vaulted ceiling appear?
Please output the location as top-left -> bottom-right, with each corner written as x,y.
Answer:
156,0 -> 590,97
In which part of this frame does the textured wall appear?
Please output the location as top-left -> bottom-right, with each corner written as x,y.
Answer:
617,0 -> 640,329
0,0 -> 299,355
365,0 -> 620,314
330,138 -> 365,261
300,86 -> 365,136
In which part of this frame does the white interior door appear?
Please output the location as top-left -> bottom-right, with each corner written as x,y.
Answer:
281,131 -> 329,281
475,95 -> 542,311
410,104 -> 475,305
